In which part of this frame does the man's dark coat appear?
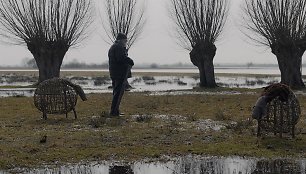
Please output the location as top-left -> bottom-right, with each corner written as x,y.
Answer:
108,41 -> 134,79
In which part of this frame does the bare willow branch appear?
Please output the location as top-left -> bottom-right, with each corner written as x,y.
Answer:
242,0 -> 306,48
169,0 -> 228,51
0,0 -> 93,47
102,0 -> 146,49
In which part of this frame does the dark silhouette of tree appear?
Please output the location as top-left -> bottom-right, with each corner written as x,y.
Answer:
242,0 -> 306,89
169,0 -> 228,87
102,0 -> 145,49
0,0 -> 93,82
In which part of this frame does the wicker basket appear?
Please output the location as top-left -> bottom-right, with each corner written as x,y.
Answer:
257,84 -> 300,138
34,78 -> 79,119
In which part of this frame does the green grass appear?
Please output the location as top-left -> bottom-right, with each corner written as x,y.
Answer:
0,88 -> 305,170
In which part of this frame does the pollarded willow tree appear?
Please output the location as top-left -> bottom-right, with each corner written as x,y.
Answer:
0,0 -> 93,82
242,0 -> 306,89
169,0 -> 228,88
102,0 -> 145,49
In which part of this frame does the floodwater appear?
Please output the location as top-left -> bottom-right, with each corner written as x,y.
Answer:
0,74 -> 277,97
1,156 -> 305,174
0,67 -> 287,97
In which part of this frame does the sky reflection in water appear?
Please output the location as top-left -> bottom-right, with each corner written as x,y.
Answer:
2,156 -> 305,174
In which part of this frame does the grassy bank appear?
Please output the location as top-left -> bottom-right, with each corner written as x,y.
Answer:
0,87 -> 305,170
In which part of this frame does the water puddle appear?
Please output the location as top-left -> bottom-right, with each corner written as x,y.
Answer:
149,90 -> 252,96
1,156 -> 305,174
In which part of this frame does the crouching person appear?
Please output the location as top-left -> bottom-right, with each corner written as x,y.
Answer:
252,95 -> 270,120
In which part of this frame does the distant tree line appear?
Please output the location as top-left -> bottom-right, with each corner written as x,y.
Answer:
22,58 -> 109,69
20,58 -> 197,69
62,62 -> 109,69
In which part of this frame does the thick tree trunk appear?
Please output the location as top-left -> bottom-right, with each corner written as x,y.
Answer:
198,61 -> 207,87
35,54 -> 62,82
27,42 -> 68,83
272,45 -> 305,89
190,43 -> 217,88
276,55 -> 304,89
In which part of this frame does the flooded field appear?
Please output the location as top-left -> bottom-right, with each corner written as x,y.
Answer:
1,156 -> 305,174
0,68 -> 285,97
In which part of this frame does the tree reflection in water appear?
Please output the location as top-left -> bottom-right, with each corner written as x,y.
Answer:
173,157 -> 256,174
173,157 -> 305,174
252,159 -> 305,174
109,166 -> 133,174
2,157 -> 305,174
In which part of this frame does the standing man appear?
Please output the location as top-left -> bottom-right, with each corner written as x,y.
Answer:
108,33 -> 134,116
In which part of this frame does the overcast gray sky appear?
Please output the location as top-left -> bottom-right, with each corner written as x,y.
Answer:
0,0 -> 290,66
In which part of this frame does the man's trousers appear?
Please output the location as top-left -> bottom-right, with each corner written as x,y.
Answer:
110,78 -> 126,116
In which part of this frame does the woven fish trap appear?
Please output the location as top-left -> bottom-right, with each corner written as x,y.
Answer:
34,78 -> 78,118
258,84 -> 300,137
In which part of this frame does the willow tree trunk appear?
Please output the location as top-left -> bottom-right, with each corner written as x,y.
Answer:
27,43 -> 69,83
190,43 -> 217,88
272,45 -> 305,89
